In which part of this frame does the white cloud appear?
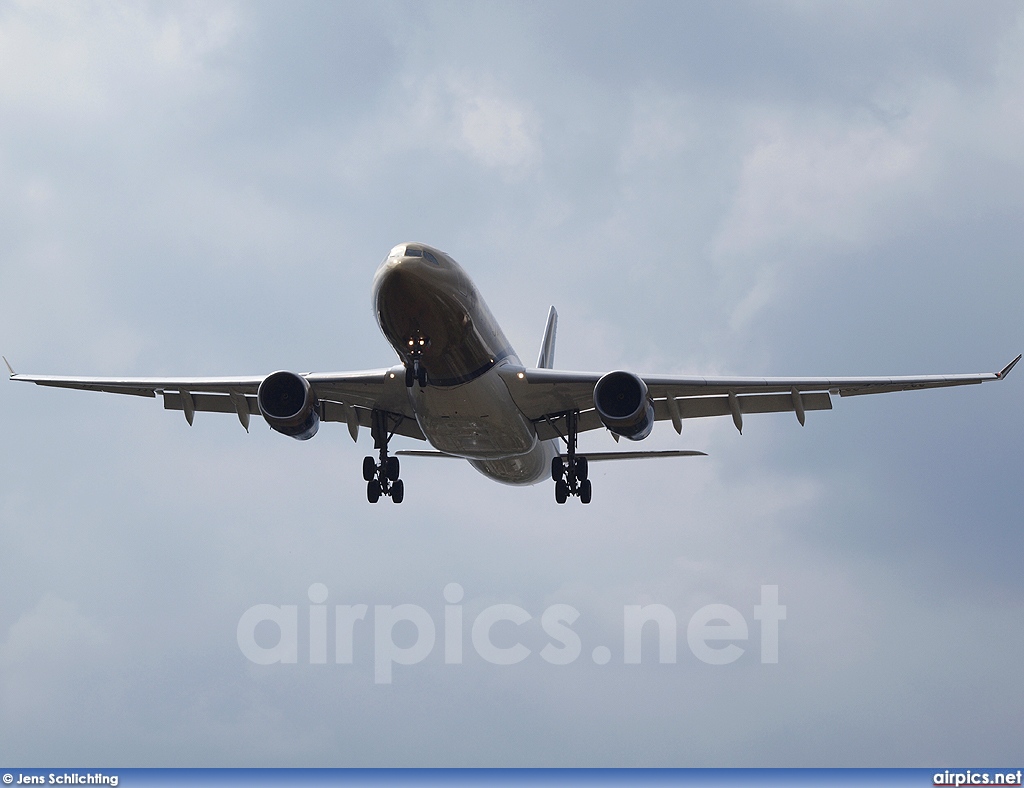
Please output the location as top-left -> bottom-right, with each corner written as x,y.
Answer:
711,110 -> 926,260
0,2 -> 239,121
330,71 -> 541,184
451,80 -> 541,174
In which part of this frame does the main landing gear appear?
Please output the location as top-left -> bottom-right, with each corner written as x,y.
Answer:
403,331 -> 430,388
551,411 -> 592,504
364,410 -> 404,503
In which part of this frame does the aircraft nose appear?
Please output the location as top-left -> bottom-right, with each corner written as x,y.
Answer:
373,255 -> 431,312
375,255 -> 421,289
373,244 -> 453,310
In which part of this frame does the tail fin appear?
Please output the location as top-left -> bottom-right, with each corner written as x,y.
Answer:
536,307 -> 557,369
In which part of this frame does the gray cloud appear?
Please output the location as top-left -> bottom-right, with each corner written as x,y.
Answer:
1,0 -> 1021,767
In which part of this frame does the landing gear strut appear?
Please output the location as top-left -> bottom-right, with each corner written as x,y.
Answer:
551,410 -> 592,504
364,410 -> 404,503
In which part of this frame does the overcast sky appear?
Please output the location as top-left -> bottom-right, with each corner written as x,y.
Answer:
1,0 -> 1022,768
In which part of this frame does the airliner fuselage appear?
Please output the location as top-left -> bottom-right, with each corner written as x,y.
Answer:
373,243 -> 555,485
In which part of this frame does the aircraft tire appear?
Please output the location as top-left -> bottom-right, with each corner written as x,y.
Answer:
554,479 -> 568,504
391,479 -> 404,504
363,456 -> 377,482
580,479 -> 592,504
367,479 -> 382,503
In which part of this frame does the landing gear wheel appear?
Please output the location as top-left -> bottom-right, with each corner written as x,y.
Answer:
367,409 -> 407,504
416,364 -> 427,388
552,410 -> 592,504
551,456 -> 564,482
405,366 -> 414,387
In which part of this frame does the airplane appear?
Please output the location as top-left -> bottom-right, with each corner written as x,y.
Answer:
5,242 -> 1020,505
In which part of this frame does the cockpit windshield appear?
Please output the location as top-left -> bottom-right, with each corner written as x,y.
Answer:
393,244 -> 441,266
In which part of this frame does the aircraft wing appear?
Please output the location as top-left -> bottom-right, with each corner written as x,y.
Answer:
5,361 -> 425,441
507,354 -> 1021,439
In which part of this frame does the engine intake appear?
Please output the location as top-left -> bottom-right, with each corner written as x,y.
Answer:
594,370 -> 654,441
258,370 -> 320,440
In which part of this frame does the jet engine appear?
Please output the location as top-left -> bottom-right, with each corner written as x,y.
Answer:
257,370 -> 320,440
593,371 -> 654,440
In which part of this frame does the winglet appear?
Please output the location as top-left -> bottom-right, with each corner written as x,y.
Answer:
2,356 -> 14,377
996,354 -> 1021,380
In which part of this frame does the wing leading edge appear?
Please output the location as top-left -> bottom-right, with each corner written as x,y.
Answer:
7,353 -> 1020,443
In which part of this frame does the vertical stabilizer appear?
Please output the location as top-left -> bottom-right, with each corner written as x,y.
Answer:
536,306 -> 558,369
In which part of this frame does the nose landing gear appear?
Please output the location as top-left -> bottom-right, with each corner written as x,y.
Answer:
404,359 -> 427,389
403,332 -> 430,388
551,411 -> 591,504
364,410 -> 405,503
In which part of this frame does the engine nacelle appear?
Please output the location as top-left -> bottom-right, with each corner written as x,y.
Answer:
258,370 -> 320,440
594,370 -> 654,441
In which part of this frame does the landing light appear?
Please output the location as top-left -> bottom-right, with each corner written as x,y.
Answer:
517,372 -> 525,379
389,372 -> 395,378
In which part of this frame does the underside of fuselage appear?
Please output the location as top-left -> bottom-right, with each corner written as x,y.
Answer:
372,243 -> 554,485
